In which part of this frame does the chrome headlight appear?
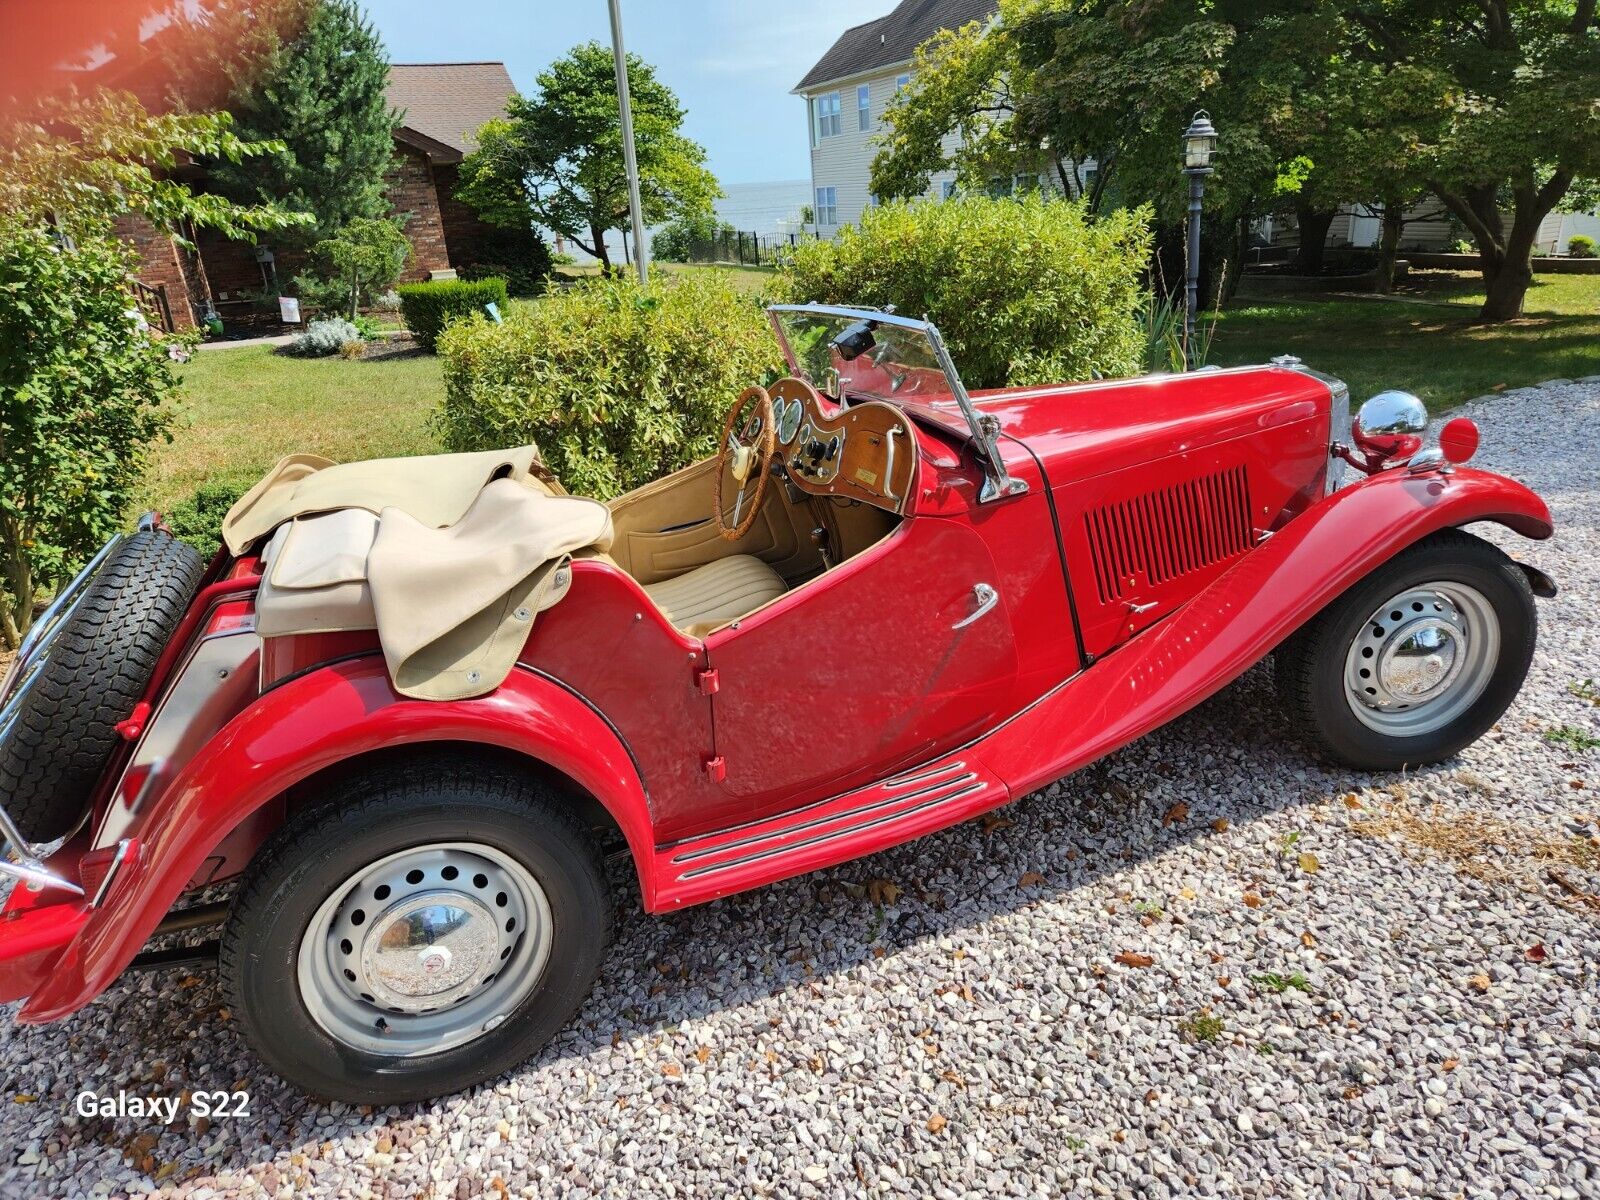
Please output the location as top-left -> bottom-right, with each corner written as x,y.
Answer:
1354,390 -> 1428,467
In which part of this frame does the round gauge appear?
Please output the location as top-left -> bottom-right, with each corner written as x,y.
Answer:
777,397 -> 803,444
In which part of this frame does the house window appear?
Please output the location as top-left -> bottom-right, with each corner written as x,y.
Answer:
858,85 -> 871,131
815,92 -> 841,139
815,186 -> 838,226
895,73 -> 911,91
941,180 -> 958,200
988,173 -> 1040,198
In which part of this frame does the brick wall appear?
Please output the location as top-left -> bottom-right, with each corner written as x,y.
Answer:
388,145 -> 451,281
112,213 -> 198,330
435,163 -> 500,270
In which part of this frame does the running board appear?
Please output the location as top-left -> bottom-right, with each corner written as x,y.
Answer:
650,756 -> 1009,909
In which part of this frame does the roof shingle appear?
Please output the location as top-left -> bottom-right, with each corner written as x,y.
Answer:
387,62 -> 517,157
794,0 -> 996,92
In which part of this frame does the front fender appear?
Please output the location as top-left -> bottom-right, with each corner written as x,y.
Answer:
980,465 -> 1552,795
21,658 -> 655,1023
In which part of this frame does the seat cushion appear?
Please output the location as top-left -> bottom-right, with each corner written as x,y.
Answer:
641,554 -> 787,636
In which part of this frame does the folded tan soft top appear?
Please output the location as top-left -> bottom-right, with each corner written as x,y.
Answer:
222,446 -> 551,556
240,451 -> 613,701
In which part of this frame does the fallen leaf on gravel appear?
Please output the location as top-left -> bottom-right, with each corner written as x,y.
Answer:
981,813 -> 1015,834
926,1113 -> 948,1133
1571,780 -> 1586,790
1217,976 -> 1231,988
940,1069 -> 965,1088
1468,974 -> 1491,992
1441,1058 -> 1460,1071
1018,871 -> 1047,888
1179,887 -> 1196,900
1343,793 -> 1363,809
1525,943 -> 1548,962
695,1047 -> 711,1064
866,878 -> 901,905
1243,893 -> 1262,908
662,1063 -> 682,1078
1300,932 -> 1317,948
1114,951 -> 1154,968
12,1095 -> 34,1104
1212,818 -> 1230,832
1162,802 -> 1189,827
1144,1089 -> 1159,1104
1298,853 -> 1321,873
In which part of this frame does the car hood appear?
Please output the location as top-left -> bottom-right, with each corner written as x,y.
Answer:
970,365 -> 1334,482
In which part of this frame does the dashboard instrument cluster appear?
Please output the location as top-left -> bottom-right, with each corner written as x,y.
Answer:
768,377 -> 919,515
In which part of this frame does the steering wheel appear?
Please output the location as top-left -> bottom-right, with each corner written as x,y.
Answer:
715,385 -> 778,541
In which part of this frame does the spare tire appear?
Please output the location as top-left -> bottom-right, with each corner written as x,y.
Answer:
0,531 -> 205,843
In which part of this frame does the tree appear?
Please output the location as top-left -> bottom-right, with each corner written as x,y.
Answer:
0,94 -> 304,647
651,210 -> 729,262
206,0 -> 397,247
1338,1 -> 1600,320
312,216 -> 411,318
457,42 -> 720,272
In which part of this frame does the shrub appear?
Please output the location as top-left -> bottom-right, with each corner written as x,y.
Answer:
435,273 -> 780,498
312,216 -> 412,319
651,210 -> 730,263
287,317 -> 362,357
453,226 -> 553,297
164,475 -> 254,559
779,194 -> 1150,389
0,217 -> 187,645
338,339 -> 366,360
399,278 -> 509,352
1570,235 -> 1596,259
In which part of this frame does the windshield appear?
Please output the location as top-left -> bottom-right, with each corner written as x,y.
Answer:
769,306 -> 959,409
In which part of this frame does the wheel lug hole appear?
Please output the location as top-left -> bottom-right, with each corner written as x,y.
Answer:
405,869 -> 425,885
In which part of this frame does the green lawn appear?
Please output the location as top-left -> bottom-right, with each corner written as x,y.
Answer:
1212,270 -> 1600,411
142,346 -> 444,512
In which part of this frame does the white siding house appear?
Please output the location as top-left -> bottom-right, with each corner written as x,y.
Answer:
794,0 -> 997,237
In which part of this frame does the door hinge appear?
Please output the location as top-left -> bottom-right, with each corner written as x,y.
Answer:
703,755 -> 726,783
695,667 -> 720,696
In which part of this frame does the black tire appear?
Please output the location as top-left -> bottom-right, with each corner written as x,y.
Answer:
1276,528 -> 1536,771
219,758 -> 613,1104
0,532 -> 205,842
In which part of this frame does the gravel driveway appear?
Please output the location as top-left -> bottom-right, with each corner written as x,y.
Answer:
4,382 -> 1598,1199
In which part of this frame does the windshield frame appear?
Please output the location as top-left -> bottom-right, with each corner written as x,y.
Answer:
766,303 -> 1025,502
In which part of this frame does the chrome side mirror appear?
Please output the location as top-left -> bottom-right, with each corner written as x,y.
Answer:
1356,390 -> 1427,440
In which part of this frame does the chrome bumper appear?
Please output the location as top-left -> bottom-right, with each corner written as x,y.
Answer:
0,531 -> 135,897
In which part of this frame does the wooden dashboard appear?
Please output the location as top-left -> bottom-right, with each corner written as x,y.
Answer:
769,376 -> 919,516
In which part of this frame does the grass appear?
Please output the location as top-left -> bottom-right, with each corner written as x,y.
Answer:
141,346 -> 443,513
1544,725 -> 1600,752
1214,270 -> 1600,411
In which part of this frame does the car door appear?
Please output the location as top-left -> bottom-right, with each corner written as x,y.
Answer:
702,515 -> 1019,822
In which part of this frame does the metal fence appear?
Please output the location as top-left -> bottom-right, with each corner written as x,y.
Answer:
678,230 -> 811,267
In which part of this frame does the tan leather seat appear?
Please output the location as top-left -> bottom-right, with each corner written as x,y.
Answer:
641,554 -> 787,637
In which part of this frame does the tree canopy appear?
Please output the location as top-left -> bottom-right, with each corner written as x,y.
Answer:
457,42 -> 720,272
871,0 -> 1600,321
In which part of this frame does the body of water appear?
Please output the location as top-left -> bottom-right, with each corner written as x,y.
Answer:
560,179 -> 813,263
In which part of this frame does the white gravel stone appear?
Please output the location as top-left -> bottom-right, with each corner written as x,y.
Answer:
3,379 -> 1598,1198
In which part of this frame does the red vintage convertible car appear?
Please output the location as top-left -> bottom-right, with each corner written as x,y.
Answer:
0,305 -> 1554,1101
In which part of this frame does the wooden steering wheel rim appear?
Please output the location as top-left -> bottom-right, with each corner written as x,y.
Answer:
715,385 -> 777,542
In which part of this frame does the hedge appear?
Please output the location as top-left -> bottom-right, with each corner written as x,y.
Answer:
398,277 -> 508,352
434,273 -> 781,499
779,193 -> 1151,389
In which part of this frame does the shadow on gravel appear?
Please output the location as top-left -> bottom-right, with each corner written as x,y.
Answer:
2,660 -> 1454,1186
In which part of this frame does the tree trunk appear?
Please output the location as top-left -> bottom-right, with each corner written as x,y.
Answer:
1,534 -> 33,651
1432,173 -> 1572,323
1293,203 -> 1336,275
589,221 -> 611,272
1372,203 -> 1405,295
1480,216 -> 1540,322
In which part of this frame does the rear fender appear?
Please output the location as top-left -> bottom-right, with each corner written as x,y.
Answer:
21,658 -> 655,1023
979,466 -> 1552,795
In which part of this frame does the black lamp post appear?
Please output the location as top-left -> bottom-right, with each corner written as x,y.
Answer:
1181,111 -> 1218,369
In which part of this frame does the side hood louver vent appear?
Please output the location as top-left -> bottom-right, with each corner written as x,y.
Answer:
1085,465 -> 1254,604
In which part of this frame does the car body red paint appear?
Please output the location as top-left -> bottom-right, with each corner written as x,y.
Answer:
0,322 -> 1554,1026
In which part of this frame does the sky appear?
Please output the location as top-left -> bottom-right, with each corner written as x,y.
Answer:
363,0 -> 886,185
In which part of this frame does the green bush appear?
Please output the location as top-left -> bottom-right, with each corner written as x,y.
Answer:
164,475 -> 255,560
779,194 -> 1150,389
398,278 -> 509,352
435,273 -> 781,499
453,226 -> 553,297
1570,235 -> 1597,259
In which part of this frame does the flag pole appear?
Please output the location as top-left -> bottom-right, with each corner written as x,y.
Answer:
607,0 -> 650,285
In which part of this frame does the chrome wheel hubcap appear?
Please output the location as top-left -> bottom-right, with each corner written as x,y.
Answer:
1343,583 -> 1499,737
298,843 -> 552,1057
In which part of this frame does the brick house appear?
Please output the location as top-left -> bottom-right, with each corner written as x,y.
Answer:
117,61 -> 517,332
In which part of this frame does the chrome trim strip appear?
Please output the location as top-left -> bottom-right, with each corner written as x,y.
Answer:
91,839 -> 136,907
679,781 -> 990,879
883,760 -> 969,790
671,772 -> 980,865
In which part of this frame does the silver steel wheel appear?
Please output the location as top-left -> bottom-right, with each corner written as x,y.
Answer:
1342,582 -> 1500,737
297,843 -> 553,1057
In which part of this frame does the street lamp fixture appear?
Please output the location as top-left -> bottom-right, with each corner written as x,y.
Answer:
1181,110 -> 1218,368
